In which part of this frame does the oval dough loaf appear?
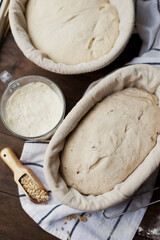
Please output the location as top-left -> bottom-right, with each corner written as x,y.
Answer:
61,88 -> 160,195
26,0 -> 119,65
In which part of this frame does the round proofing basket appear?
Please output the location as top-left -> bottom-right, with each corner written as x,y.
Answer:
44,64 -> 160,211
9,0 -> 134,75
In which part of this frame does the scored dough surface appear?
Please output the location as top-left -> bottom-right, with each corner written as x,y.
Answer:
26,0 -> 119,65
61,88 -> 160,195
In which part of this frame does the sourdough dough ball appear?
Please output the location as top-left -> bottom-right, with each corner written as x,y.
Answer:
61,88 -> 160,195
26,0 -> 119,65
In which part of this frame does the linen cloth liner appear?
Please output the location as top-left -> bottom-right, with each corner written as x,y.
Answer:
9,0 -> 134,74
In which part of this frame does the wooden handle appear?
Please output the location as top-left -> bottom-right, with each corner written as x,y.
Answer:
0,147 -> 23,173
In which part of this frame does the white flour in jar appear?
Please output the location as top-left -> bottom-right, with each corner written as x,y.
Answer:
6,82 -> 63,137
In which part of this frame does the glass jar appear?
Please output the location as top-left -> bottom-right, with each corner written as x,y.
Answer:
0,71 -> 66,140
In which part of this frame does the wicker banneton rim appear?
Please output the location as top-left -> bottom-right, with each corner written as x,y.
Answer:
9,0 -> 134,74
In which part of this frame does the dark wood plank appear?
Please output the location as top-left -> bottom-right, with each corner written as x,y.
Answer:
0,30 -> 160,240
0,193 -> 57,240
136,174 -> 160,240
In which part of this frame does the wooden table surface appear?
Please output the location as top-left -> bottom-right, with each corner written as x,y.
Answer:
0,31 -> 160,240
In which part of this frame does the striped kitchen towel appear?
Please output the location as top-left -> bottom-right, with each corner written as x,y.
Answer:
19,142 -> 158,240
18,1 -> 160,240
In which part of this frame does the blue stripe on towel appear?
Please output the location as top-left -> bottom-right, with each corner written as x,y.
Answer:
19,194 -> 26,197
152,47 -> 160,51
26,141 -> 49,144
126,62 -> 160,66
137,62 -> 160,65
106,199 -> 133,240
38,204 -> 62,225
23,162 -> 43,168
68,213 -> 86,239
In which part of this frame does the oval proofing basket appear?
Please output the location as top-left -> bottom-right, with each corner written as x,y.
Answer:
44,64 -> 160,211
9,0 -> 134,74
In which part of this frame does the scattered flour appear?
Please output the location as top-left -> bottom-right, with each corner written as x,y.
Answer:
138,226 -> 144,233
138,215 -> 160,240
148,228 -> 160,236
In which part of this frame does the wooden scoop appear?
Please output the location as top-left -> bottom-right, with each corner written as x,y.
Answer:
0,147 -> 49,204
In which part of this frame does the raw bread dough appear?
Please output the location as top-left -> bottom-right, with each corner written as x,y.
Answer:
61,88 -> 160,195
26,0 -> 119,65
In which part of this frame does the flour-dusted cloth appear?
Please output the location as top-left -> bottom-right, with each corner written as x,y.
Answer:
18,1 -> 160,240
19,142 -> 158,240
